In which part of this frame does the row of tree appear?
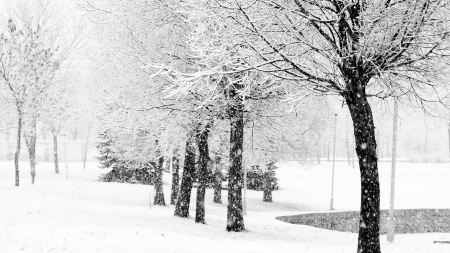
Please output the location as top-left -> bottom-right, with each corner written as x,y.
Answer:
83,1 -> 450,253
0,0 -> 86,184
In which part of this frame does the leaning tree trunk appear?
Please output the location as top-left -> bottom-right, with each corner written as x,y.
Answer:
174,136 -> 196,217
263,161 -> 274,202
24,122 -> 37,184
213,157 -> 222,204
153,155 -> 165,205
53,134 -> 59,174
226,103 -> 245,232
345,86 -> 381,253
14,114 -> 22,186
195,123 -> 210,224
170,154 -> 180,205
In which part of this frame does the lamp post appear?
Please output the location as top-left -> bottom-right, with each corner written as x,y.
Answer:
387,99 -> 399,242
330,113 -> 337,211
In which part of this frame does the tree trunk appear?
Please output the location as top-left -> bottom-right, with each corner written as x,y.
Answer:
345,88 -> 381,253
170,154 -> 180,205
213,157 -> 222,204
24,123 -> 37,185
153,155 -> 165,205
174,136 -> 196,217
14,115 -> 22,186
226,104 -> 245,232
83,123 -> 91,169
195,123 -> 210,224
53,134 -> 59,174
263,161 -> 273,202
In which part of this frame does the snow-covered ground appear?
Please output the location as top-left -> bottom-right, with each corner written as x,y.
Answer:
1,161 -> 449,253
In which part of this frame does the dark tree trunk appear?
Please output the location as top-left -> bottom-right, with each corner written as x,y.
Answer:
174,136 -> 196,217
170,154 -> 180,205
345,86 -> 381,253
226,103 -> 245,232
24,122 -> 37,185
153,155 -> 165,205
263,161 -> 273,202
213,157 -> 222,204
53,134 -> 59,174
14,115 -> 22,186
195,123 -> 210,224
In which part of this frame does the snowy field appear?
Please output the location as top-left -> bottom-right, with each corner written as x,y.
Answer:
1,161 -> 450,253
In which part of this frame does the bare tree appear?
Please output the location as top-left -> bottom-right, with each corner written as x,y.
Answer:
151,1 -> 450,252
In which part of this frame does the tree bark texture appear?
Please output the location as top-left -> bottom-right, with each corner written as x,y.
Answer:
174,136 -> 196,217
154,155 -> 165,205
213,157 -> 222,204
226,103 -> 245,232
53,134 -> 59,174
170,154 -> 180,205
345,86 -> 381,253
263,161 -> 274,202
14,115 -> 22,186
24,122 -> 37,185
195,123 -> 210,224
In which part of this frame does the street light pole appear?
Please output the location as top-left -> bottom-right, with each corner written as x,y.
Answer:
330,113 -> 337,211
387,99 -> 399,243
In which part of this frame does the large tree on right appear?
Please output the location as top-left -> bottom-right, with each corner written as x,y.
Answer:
180,1 -> 450,252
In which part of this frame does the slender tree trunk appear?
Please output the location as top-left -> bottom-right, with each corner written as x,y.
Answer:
345,87 -> 381,253
195,123 -> 210,224
213,157 -> 222,204
83,123 -> 91,169
263,161 -> 274,202
24,122 -> 37,185
226,103 -> 245,232
14,115 -> 22,186
175,136 -> 196,217
53,134 -> 59,174
170,154 -> 180,205
154,155 -> 165,205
